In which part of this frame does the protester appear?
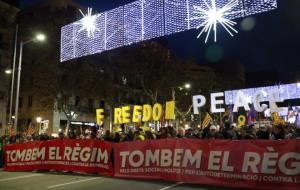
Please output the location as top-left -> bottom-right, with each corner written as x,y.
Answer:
222,122 -> 239,140
256,125 -> 270,139
271,125 -> 285,140
157,127 -> 169,139
168,126 -> 177,138
103,130 -> 113,141
205,125 -> 223,139
1,121 -> 299,146
177,127 -> 185,138
58,132 -> 65,139
145,130 -> 155,140
0,137 -> 3,167
114,132 -> 121,143
295,128 -> 300,139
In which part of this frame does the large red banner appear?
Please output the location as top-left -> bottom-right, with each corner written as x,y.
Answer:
114,139 -> 300,190
4,139 -> 113,176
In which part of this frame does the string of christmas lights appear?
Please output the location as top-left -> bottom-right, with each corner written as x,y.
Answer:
224,83 -> 300,105
61,0 -> 277,62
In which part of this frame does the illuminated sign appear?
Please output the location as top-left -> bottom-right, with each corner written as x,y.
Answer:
193,83 -> 300,114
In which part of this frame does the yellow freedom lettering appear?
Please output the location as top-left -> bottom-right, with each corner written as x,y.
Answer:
153,103 -> 163,121
132,105 -> 142,123
96,109 -> 104,125
114,108 -> 122,124
122,106 -> 131,123
142,105 -> 152,122
165,101 -> 175,120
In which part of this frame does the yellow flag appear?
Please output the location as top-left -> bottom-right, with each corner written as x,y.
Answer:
272,112 -> 285,126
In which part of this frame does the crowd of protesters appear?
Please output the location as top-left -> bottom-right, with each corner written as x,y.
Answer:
0,122 -> 299,167
100,122 -> 300,142
1,122 -> 300,145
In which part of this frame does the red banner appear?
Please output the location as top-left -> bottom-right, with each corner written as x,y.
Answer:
4,139 -> 113,176
114,139 -> 300,190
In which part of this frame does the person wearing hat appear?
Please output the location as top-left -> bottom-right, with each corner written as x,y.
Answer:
210,125 -> 217,130
206,125 -> 222,139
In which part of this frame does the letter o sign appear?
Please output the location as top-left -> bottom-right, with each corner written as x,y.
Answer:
129,150 -> 144,168
152,103 -> 163,121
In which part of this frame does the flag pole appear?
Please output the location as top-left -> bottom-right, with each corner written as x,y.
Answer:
8,24 -> 18,133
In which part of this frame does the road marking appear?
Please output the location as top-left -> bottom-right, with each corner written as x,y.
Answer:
0,174 -> 44,182
47,177 -> 100,189
158,182 -> 184,190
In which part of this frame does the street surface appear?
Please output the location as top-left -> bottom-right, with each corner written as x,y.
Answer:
0,170 -> 236,190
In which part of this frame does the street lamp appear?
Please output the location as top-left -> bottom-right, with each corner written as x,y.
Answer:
36,117 -> 42,123
36,34 -> 46,41
184,83 -> 191,89
5,69 -> 12,74
13,33 -> 46,134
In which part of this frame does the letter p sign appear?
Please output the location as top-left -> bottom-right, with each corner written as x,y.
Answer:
193,95 -> 206,114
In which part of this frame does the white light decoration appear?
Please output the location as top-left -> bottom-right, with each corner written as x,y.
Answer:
143,0 -> 165,40
60,0 -> 277,62
106,6 -> 124,50
224,83 -> 300,105
190,0 -> 245,43
244,0 -> 277,16
77,8 -> 98,38
89,13 -> 106,55
165,0 -> 189,35
61,24 -> 75,62
124,1 -> 143,45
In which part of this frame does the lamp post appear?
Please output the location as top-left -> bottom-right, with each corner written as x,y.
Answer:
13,33 -> 46,134
8,24 -> 18,129
172,83 -> 192,130
173,83 -> 191,100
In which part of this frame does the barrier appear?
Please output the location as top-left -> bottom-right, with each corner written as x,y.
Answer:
3,139 -> 113,176
115,139 -> 300,190
3,139 -> 300,189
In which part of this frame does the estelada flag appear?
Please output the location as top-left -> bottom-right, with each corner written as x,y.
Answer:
202,113 -> 213,129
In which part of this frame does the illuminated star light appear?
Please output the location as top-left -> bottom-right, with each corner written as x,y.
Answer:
76,7 -> 98,38
190,0 -> 245,43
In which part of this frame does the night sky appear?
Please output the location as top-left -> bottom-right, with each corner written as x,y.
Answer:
20,0 -> 300,80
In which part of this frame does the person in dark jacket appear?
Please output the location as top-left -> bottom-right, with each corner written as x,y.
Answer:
271,125 -> 285,140
256,125 -> 270,139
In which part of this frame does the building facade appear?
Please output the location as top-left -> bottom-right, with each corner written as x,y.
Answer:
0,0 -> 18,135
17,0 -> 86,135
